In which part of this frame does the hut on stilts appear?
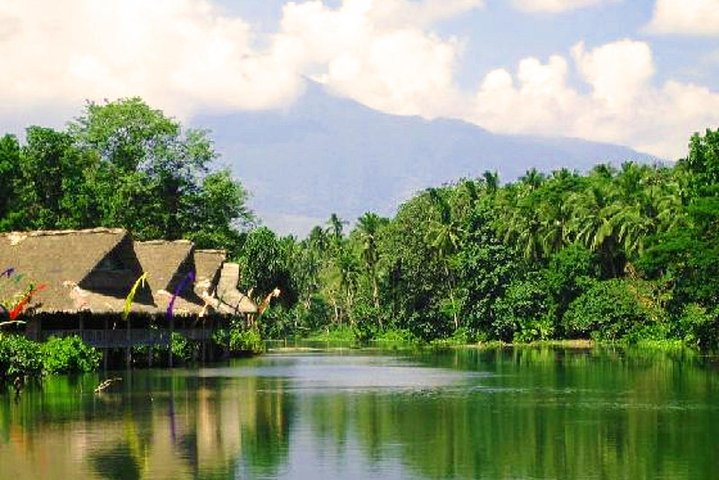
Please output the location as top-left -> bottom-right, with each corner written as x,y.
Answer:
0,228 -> 261,368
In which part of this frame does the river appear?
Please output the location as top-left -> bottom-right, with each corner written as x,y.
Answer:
1,347 -> 718,479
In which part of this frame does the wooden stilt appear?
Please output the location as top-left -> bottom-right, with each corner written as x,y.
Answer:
126,315 -> 131,369
169,316 -> 174,368
103,317 -> 108,370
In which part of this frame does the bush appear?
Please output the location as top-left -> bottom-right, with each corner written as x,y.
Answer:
170,332 -> 198,363
493,275 -> 553,342
213,324 -> 264,355
306,325 -> 357,343
0,333 -> 43,382
230,328 -> 263,354
563,279 -> 665,342
41,335 -> 101,374
677,303 -> 719,349
258,305 -> 296,339
373,328 -> 420,348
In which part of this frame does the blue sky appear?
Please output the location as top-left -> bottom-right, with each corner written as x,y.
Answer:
0,0 -> 717,158
219,0 -> 718,89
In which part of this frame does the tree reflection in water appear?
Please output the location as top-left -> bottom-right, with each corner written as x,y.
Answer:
1,348 -> 719,479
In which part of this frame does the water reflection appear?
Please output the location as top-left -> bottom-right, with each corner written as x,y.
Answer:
1,348 -> 719,479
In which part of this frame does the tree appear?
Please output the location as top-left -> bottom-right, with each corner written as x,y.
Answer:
482,170 -> 500,194
0,135 -> 20,228
184,170 -> 253,256
238,227 -> 297,307
355,212 -> 387,319
425,188 -> 463,330
682,128 -> 719,197
67,97 -> 236,240
10,127 -> 100,230
326,213 -> 347,243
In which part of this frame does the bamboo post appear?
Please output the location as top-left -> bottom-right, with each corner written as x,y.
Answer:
126,315 -> 131,369
169,316 -> 174,368
103,317 -> 108,370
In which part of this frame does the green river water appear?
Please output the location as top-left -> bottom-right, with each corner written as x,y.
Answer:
1,347 -> 718,479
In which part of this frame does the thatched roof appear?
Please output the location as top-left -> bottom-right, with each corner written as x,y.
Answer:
191,251 -> 257,315
135,240 -> 194,291
193,249 -> 226,297
135,240 -> 208,317
215,263 -> 257,314
0,228 -> 152,314
1,229 -> 253,318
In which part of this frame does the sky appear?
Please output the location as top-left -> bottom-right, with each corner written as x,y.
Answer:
0,0 -> 718,159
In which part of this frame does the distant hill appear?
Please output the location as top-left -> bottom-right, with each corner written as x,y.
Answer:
192,82 -> 659,236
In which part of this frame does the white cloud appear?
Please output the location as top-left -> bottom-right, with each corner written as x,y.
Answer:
646,0 -> 719,36
572,40 -> 655,111
512,0 -> 617,13
470,39 -> 719,159
0,0 -> 478,123
0,0 -> 306,120
274,0 -> 476,117
0,0 -> 717,159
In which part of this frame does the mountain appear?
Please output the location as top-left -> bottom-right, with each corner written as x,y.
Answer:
192,82 -> 658,237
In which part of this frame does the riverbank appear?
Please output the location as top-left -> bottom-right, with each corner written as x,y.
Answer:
267,330 -> 694,354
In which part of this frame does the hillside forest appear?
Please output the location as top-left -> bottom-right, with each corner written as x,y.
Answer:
1,98 -> 719,348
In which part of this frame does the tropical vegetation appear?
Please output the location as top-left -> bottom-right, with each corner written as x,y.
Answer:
239,129 -> 719,349
1,97 -> 718,350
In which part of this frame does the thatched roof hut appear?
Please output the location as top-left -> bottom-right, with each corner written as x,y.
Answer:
0,228 -> 257,319
216,263 -> 258,315
193,249 -> 226,298
0,228 -> 153,314
134,240 -> 207,317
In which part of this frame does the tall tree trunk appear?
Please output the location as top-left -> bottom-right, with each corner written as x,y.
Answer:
372,274 -> 382,328
445,263 -> 458,331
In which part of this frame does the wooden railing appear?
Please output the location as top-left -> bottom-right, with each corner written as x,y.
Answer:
40,328 -> 214,348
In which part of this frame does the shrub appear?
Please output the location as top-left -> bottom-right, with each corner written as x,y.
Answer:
562,279 -> 666,342
41,335 -> 101,374
229,328 -> 263,354
258,304 -> 295,339
305,325 -> 357,343
0,333 -> 43,382
493,275 -> 553,342
677,303 -> 719,349
213,325 -> 264,355
374,328 -> 420,348
170,332 -> 198,363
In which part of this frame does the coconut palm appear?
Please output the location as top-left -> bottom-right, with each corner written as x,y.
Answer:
482,170 -> 500,194
356,212 -> 386,316
326,213 -> 347,242
424,188 -> 464,329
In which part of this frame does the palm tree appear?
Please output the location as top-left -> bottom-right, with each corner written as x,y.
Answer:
425,188 -> 463,329
482,170 -> 500,194
496,183 -> 544,261
326,213 -> 347,242
336,248 -> 360,324
520,168 -> 545,190
356,212 -> 386,319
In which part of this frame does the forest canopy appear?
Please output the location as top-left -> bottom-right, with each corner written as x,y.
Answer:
236,128 -> 719,348
0,98 -> 253,254
1,98 -> 718,348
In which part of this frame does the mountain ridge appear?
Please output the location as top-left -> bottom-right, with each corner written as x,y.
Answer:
192,82 -> 660,236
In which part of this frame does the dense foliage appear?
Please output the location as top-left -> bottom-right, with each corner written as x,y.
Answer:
2,98 -> 717,349
0,98 -> 253,254
0,334 -> 100,383
237,129 -> 719,349
0,333 -> 43,382
41,335 -> 102,374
